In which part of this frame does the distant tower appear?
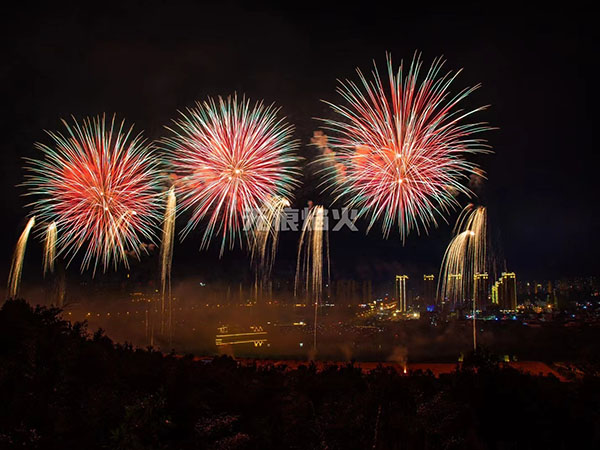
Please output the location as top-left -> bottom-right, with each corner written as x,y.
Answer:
335,279 -> 359,306
502,272 -> 517,310
395,275 -> 409,312
491,282 -> 499,305
474,272 -> 489,310
423,275 -> 435,306
361,280 -> 372,304
447,273 -> 463,305
494,272 -> 517,310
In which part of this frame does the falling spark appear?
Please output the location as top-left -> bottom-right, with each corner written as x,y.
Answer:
459,205 -> 487,351
8,216 -> 35,298
295,205 -> 329,354
438,205 -> 488,304
250,196 -> 290,283
438,231 -> 471,304
43,222 -> 57,276
438,204 -> 488,350
160,187 -> 176,338
455,205 -> 487,275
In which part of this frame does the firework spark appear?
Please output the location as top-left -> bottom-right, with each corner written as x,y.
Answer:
24,115 -> 163,273
160,186 -> 176,338
438,231 -> 471,304
295,205 -> 329,353
251,195 -> 290,282
438,204 -> 488,350
8,216 -> 35,298
319,54 -> 491,239
438,205 -> 488,304
163,95 -> 300,254
43,222 -> 57,276
456,204 -> 487,281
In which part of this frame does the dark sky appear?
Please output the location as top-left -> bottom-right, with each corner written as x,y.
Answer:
0,1 -> 595,288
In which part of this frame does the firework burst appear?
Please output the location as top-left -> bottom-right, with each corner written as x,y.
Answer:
319,54 -> 491,239
24,115 -> 163,272
163,95 -> 300,254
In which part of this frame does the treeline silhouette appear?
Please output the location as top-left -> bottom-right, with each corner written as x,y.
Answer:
0,299 -> 598,449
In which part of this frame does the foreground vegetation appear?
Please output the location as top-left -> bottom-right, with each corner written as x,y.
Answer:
1,299 -> 599,449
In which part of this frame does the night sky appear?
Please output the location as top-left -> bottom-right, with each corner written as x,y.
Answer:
0,2 -> 594,288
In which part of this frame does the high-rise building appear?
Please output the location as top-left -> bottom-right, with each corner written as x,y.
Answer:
331,279 -> 373,305
422,274 -> 436,306
474,272 -> 489,310
334,279 -> 357,305
447,273 -> 463,305
361,280 -> 372,304
395,275 -> 409,312
492,272 -> 517,310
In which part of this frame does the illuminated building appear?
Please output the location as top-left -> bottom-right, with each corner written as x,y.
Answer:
474,272 -> 489,309
361,280 -> 373,304
422,274 -> 436,306
446,273 -> 462,304
492,272 -> 517,310
395,275 -> 409,312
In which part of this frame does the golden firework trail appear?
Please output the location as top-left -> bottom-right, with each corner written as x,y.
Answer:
7,216 -> 36,298
250,196 -> 290,284
438,204 -> 488,350
438,231 -> 471,304
160,187 -> 176,338
43,222 -> 57,276
438,205 -> 487,303
456,205 -> 487,280
295,205 -> 329,354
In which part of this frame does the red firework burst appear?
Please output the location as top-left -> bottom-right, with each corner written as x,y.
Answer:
320,54 -> 491,239
163,95 -> 300,253
24,115 -> 163,272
